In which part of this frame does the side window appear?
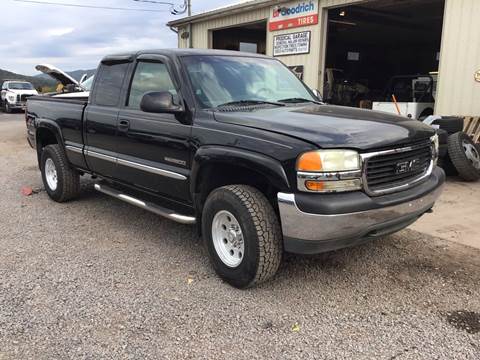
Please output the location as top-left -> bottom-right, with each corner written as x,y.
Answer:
127,61 -> 177,109
93,62 -> 129,106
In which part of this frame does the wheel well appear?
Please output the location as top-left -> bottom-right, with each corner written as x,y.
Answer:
36,128 -> 58,150
195,162 -> 280,215
36,128 -> 59,165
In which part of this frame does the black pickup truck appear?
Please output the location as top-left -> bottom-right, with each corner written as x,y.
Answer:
26,49 -> 444,288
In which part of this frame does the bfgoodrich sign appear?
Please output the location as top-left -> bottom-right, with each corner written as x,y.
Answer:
269,0 -> 319,31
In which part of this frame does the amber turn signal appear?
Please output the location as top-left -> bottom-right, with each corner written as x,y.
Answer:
305,180 -> 324,191
297,152 -> 323,171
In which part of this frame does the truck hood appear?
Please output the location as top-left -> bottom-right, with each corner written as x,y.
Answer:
35,64 -> 84,89
213,104 -> 435,151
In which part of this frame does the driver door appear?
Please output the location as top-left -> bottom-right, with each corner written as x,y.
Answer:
114,56 -> 192,202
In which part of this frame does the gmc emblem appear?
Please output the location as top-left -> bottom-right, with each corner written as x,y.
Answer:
396,158 -> 421,174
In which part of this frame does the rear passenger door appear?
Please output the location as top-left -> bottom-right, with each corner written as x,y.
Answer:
114,56 -> 192,202
84,60 -> 131,178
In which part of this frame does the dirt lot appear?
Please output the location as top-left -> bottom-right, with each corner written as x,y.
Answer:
0,112 -> 479,359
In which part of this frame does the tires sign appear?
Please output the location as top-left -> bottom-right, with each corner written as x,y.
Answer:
269,1 -> 319,31
273,31 -> 311,57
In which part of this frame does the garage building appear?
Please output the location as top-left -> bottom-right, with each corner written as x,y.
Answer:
168,0 -> 480,119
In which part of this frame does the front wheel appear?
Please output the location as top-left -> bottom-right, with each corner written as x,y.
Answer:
40,144 -> 81,202
4,102 -> 11,113
202,185 -> 282,288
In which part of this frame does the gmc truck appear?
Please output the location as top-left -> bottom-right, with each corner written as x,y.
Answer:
26,49 -> 444,288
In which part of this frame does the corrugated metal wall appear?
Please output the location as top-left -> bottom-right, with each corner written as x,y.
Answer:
190,8 -> 271,49
436,0 -> 480,116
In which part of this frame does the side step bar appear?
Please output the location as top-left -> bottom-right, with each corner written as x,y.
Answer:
94,183 -> 196,225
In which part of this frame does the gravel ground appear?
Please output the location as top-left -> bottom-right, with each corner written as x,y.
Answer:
0,112 -> 479,359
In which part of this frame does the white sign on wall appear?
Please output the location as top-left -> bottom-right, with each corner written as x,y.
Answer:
273,31 -> 311,56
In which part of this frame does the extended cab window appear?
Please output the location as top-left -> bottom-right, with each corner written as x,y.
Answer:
127,61 -> 177,109
93,63 -> 129,106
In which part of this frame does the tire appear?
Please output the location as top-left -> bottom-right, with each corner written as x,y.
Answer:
202,185 -> 282,288
438,155 -> 458,176
432,116 -> 464,135
4,102 -> 11,113
40,144 -> 81,202
447,132 -> 480,181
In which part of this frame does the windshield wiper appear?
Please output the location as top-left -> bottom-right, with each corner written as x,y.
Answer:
216,100 -> 285,108
278,97 -> 321,104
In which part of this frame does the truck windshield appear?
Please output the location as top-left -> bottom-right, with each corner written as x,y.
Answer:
181,55 -> 316,109
8,82 -> 34,90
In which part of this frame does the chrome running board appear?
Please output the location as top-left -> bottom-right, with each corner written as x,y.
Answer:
94,183 -> 196,225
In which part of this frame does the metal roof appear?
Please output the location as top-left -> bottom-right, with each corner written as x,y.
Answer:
167,0 -> 289,27
100,48 -> 272,63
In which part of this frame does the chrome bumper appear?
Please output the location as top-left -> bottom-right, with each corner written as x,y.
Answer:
277,183 -> 444,251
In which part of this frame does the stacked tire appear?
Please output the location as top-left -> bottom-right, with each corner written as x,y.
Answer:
446,132 -> 480,181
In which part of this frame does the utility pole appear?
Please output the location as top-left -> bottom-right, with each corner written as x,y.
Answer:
187,0 -> 192,48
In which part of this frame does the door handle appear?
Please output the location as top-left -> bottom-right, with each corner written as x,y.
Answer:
118,119 -> 130,131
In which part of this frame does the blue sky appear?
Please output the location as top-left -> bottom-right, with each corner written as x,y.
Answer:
0,0 -> 228,75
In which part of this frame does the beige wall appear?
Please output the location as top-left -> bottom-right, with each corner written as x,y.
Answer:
436,0 -> 480,116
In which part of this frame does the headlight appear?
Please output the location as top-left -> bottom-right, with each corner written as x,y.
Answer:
8,95 -> 15,102
297,150 -> 362,193
297,150 -> 360,172
431,134 -> 439,166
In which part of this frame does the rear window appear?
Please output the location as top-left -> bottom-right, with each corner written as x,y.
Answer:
93,63 -> 129,106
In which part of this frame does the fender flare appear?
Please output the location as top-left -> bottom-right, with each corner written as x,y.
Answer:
35,119 -> 65,147
190,145 -> 291,195
35,119 -> 65,164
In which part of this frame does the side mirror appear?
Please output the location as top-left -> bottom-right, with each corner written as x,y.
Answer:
140,91 -> 183,114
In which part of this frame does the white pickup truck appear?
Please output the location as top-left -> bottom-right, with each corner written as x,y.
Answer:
1,80 -> 38,112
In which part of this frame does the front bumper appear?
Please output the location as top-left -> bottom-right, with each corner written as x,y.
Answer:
8,102 -> 26,110
278,167 -> 445,254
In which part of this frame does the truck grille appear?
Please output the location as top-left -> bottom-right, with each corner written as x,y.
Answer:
21,94 -> 33,102
363,140 -> 433,195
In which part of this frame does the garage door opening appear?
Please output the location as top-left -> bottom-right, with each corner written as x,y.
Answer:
211,21 -> 267,54
324,0 -> 445,118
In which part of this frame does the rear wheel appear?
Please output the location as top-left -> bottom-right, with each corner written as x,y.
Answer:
40,144 -> 81,202
202,185 -> 282,288
447,132 -> 480,181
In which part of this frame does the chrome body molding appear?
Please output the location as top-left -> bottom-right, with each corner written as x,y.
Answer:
65,145 -> 83,154
297,170 -> 362,181
277,183 -> 443,243
94,184 -> 196,225
65,145 -> 186,181
117,157 -> 187,180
